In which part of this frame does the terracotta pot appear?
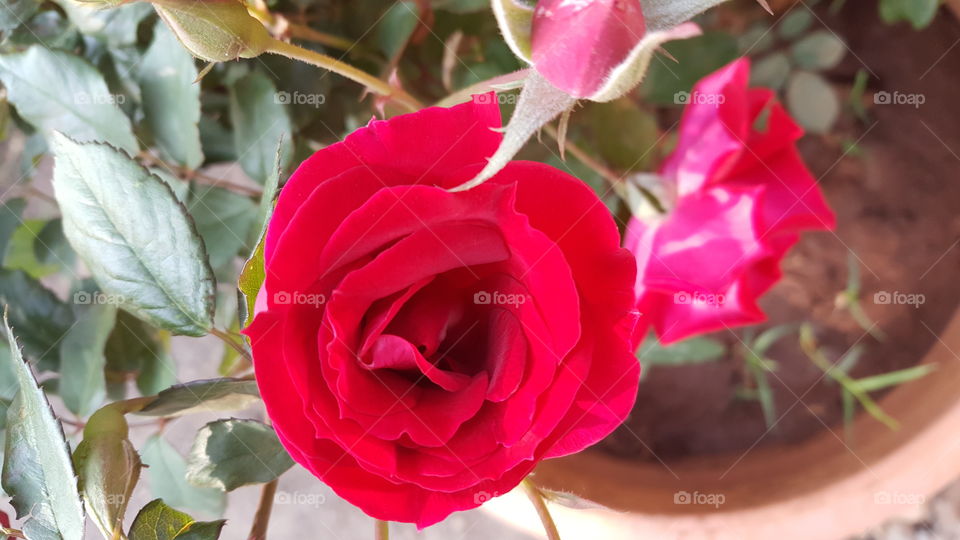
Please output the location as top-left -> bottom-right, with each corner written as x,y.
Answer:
485,308 -> 960,539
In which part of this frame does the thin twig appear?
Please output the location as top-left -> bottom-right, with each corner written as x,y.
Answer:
522,479 -> 561,540
374,520 -> 389,540
210,327 -> 254,366
247,479 -> 279,540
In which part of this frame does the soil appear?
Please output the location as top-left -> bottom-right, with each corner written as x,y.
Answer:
601,1 -> 960,461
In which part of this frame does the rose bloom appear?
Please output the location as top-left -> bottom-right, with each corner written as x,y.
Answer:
626,59 -> 835,344
243,95 -> 640,527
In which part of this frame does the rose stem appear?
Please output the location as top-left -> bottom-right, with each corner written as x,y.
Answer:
210,327 -> 254,366
265,39 -> 424,113
247,479 -> 279,540
522,478 -> 562,540
374,520 -> 389,540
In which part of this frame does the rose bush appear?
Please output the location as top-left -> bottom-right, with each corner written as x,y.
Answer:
243,94 -> 640,527
626,59 -> 836,345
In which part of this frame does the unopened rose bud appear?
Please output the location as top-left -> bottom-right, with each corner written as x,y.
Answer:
151,0 -> 273,62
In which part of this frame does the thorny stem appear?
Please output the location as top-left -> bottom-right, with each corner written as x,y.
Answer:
265,39 -> 423,113
522,478 -> 561,540
137,152 -> 263,198
247,479 -> 279,540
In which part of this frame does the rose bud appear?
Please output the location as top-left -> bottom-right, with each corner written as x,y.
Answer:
242,94 -> 640,527
625,59 -> 836,344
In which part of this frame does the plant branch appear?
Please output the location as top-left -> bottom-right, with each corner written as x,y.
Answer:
374,520 -> 389,540
522,478 -> 561,540
247,479 -> 279,540
265,39 -> 423,113
211,327 -> 254,366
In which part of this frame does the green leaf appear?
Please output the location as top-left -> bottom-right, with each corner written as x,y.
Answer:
638,336 -> 726,367
584,98 -> 660,173
778,9 -> 813,40
104,310 -> 176,395
128,499 -> 225,540
491,0 -> 534,62
59,302 -> 117,416
238,234 -> 265,328
786,71 -> 840,134
0,198 -> 26,262
141,435 -> 226,518
791,31 -> 846,71
5,219 -> 61,278
228,71 -> 292,185
879,0 -> 939,30
751,52 -> 791,91
137,378 -> 260,418
186,186 -> 258,270
1,313 -> 85,540
378,1 -> 418,58
0,46 -> 138,154
55,0 -> 152,47
640,32 -> 739,105
752,324 -> 795,357
137,21 -> 204,169
186,419 -> 293,491
51,134 -> 216,336
856,363 -> 936,393
0,269 -> 74,364
33,218 -> 76,271
73,404 -> 141,540
0,0 -> 41,32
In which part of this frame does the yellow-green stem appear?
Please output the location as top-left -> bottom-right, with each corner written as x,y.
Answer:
522,478 -> 561,540
374,520 -> 389,540
265,39 -> 422,113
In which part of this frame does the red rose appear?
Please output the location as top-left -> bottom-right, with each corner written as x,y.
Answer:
243,95 -> 639,527
626,59 -> 835,344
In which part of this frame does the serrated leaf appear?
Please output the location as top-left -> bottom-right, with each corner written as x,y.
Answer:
141,435 -> 226,518
54,0 -> 152,47
1,314 -> 85,540
0,46 -> 137,154
186,186 -> 258,270
73,404 -> 141,540
786,71 -> 839,134
128,499 -> 225,540
791,31 -> 846,71
59,302 -> 117,417
0,269 -> 74,364
137,21 -> 204,169
186,419 -> 293,491
136,378 -> 260,418
51,134 -> 216,336
228,71 -> 292,185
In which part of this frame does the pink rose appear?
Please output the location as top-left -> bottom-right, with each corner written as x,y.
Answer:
243,95 -> 639,527
626,59 -> 836,344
